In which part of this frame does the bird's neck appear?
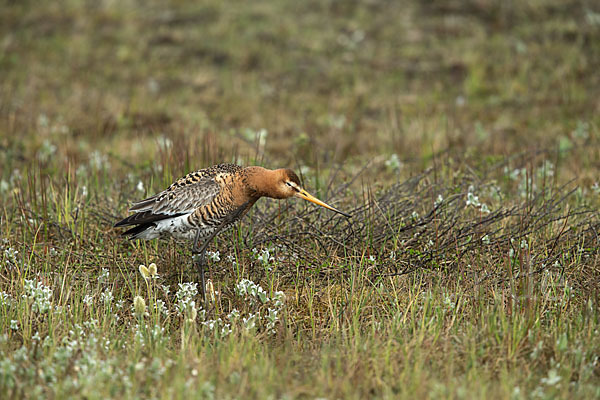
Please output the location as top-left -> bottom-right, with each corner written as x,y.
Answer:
242,167 -> 285,199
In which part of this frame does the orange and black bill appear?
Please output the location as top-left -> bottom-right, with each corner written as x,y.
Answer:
295,189 -> 351,218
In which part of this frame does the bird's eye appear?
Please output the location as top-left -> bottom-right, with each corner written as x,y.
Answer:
285,181 -> 300,192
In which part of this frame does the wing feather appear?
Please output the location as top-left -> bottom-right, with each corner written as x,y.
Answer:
115,173 -> 222,228
149,175 -> 221,215
114,164 -> 243,230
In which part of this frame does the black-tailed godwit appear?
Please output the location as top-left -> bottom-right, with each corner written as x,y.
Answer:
114,164 -> 350,293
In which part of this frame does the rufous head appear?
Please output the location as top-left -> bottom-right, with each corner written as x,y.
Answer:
270,168 -> 351,217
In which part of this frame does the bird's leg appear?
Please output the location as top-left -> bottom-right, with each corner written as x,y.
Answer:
191,219 -> 231,303
191,228 -> 207,300
191,201 -> 252,302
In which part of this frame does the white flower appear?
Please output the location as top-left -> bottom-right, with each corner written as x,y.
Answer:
89,150 -> 109,170
176,282 -> 198,316
23,279 -> 52,313
0,291 -> 12,306
385,154 -> 402,171
255,248 -> 275,266
100,290 -> 114,306
541,369 -> 561,386
4,247 -> 19,265
508,168 -> 523,180
157,135 -> 173,150
10,320 -> 18,331
38,113 -> 49,127
221,323 -> 232,336
83,294 -> 93,306
266,308 -> 280,333
203,319 -> 219,330
227,309 -> 240,321
235,279 -> 269,304
242,313 -> 256,330
466,192 -> 480,207
38,139 -> 57,162
99,268 -> 109,282
207,251 -> 220,262
272,291 -> 285,308
154,299 -> 169,318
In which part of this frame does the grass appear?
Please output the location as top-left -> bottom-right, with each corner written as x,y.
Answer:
1,0 -> 600,398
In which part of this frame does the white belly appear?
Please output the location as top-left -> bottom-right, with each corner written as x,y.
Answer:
133,214 -> 232,242
134,214 -> 197,241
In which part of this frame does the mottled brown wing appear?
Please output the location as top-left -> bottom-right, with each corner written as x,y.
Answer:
115,164 -> 243,230
114,174 -> 223,229
129,175 -> 222,216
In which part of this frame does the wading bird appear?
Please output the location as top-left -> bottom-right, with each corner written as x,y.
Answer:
114,164 -> 350,293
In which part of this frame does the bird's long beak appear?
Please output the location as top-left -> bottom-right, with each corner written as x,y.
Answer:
295,189 -> 351,218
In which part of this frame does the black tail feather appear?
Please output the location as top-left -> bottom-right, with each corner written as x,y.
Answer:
114,211 -> 185,240
121,223 -> 155,239
114,211 -> 184,228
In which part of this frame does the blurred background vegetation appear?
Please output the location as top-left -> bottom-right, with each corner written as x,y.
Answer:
2,0 -> 599,183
